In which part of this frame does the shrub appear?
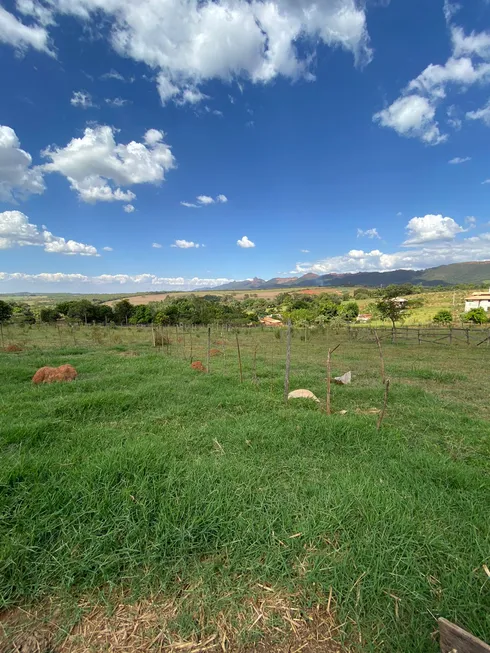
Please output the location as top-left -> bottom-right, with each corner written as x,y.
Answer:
464,308 -> 488,324
433,309 -> 453,325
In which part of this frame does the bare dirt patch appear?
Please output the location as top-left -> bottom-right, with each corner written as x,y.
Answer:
0,592 -> 347,653
4,344 -> 23,353
191,361 -> 206,372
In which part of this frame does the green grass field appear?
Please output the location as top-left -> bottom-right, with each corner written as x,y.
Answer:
1,325 -> 489,652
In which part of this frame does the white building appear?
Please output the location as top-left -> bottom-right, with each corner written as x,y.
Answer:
464,292 -> 490,312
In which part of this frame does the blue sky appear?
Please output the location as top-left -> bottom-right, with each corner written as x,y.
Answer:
1,0 -> 490,292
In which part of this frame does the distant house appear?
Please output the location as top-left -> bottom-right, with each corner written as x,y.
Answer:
260,316 -> 283,327
393,297 -> 408,306
464,292 -> 490,312
356,314 -> 372,323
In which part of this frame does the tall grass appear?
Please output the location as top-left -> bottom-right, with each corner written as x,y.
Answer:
0,330 -> 489,651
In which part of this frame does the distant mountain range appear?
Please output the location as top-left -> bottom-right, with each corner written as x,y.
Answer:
213,262 -> 490,291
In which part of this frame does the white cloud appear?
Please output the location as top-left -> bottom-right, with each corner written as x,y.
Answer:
100,69 -> 126,81
449,156 -> 471,164
152,242 -> 162,248
451,26 -> 490,60
0,210 -> 98,255
373,24 -> 490,145
465,216 -> 477,227
171,239 -> 200,248
237,235 -> 255,248
300,249 -> 309,253
0,125 -> 45,202
466,100 -> 490,125
102,246 -> 113,251
42,125 -> 175,203
373,95 -> 446,145
105,97 -> 130,107
70,91 -> 95,108
444,0 -> 460,25
197,195 -> 215,205
482,179 -> 490,185
123,204 -> 135,213
357,228 -> 380,239
292,233 -> 490,275
403,214 -> 465,245
0,5 -> 51,53
16,0 -> 374,104
181,193 -> 228,207
0,271 -> 234,292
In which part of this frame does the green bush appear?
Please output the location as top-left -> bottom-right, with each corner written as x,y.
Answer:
433,309 -> 452,325
464,308 -> 488,324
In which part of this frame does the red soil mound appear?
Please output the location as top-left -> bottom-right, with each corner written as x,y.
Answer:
209,348 -> 222,357
191,361 -> 206,372
32,364 -> 78,384
4,344 -> 23,352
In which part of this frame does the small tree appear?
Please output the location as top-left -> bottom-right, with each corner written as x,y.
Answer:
464,308 -> 487,324
0,300 -> 12,324
40,308 -> 61,323
376,298 -> 406,329
433,309 -> 452,325
0,300 -> 12,348
340,301 -> 360,322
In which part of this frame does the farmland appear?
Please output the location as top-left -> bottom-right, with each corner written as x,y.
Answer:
1,323 -> 489,652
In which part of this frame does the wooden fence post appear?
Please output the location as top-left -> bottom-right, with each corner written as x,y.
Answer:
151,324 -> 156,348
374,330 -> 386,385
284,319 -> 292,403
235,332 -> 243,383
418,328 -> 421,345
207,326 -> 211,374
439,618 -> 490,653
466,328 -> 470,346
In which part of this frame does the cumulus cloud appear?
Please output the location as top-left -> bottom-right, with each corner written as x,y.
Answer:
373,24 -> 490,144
357,228 -> 380,239
237,236 -> 255,248
171,239 -> 200,248
42,125 -> 175,203
12,0 -> 374,103
197,195 -> 214,205
291,213 -> 485,275
105,97 -> 130,108
0,210 -> 98,255
403,214 -> 465,245
466,100 -> 490,125
449,156 -> 471,164
0,5 -> 51,53
0,125 -> 45,202
0,271 -> 234,292
70,91 -> 95,108
152,242 -> 162,248
102,246 -> 113,251
123,204 -> 135,213
373,95 -> 446,145
181,193 -> 228,207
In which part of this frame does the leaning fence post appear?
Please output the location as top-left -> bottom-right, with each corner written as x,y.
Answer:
284,319 -> 292,403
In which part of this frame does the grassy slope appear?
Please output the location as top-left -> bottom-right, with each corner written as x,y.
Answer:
0,332 -> 489,652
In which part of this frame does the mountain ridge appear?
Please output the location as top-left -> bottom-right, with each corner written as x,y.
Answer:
213,262 -> 490,291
